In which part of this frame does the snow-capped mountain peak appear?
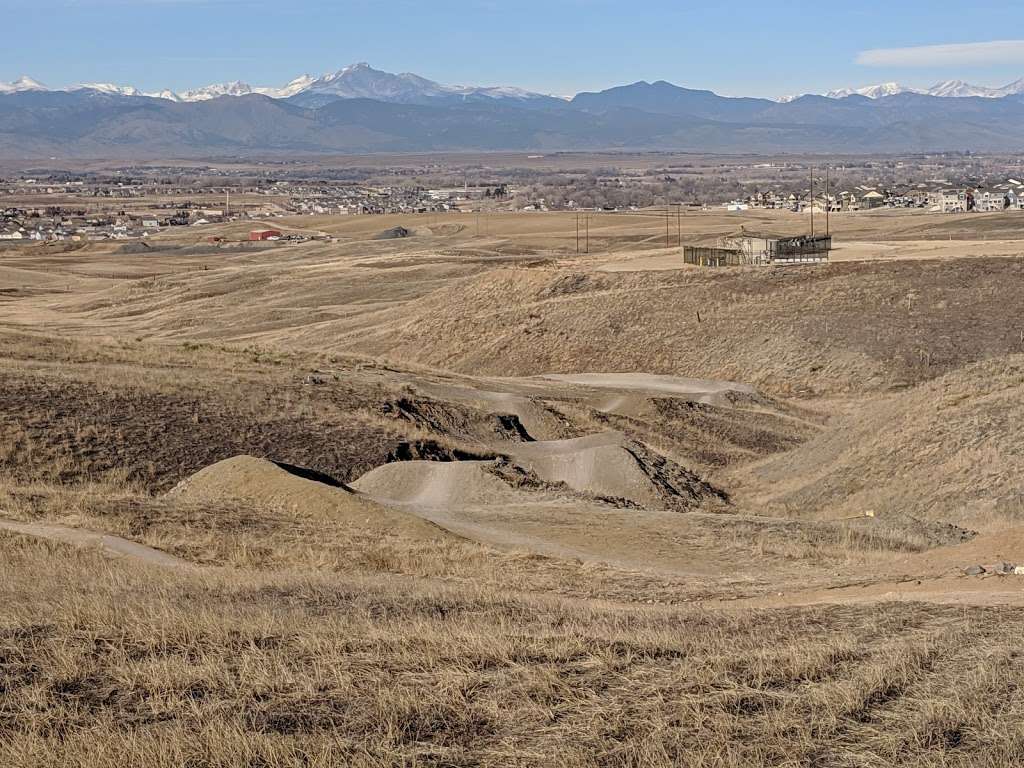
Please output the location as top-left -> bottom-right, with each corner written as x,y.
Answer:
275,74 -> 316,99
257,62 -> 558,106
817,77 -> 1024,101
825,82 -> 918,99
300,63 -> 448,101
0,65 -> 558,105
927,79 -> 995,98
177,80 -> 256,101
73,83 -> 141,97
995,78 -> 1024,97
0,75 -> 47,94
144,89 -> 182,102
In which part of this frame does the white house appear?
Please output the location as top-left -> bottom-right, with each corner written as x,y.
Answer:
929,190 -> 967,213
974,190 -> 1008,212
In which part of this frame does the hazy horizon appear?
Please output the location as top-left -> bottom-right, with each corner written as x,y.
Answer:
3,0 -> 1024,99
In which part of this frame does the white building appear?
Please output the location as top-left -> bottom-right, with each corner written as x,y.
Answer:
929,190 -> 968,213
974,190 -> 1009,213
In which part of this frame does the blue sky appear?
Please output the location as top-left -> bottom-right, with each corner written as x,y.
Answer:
2,0 -> 1024,98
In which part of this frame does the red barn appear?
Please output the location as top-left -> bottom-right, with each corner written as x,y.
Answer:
249,229 -> 282,241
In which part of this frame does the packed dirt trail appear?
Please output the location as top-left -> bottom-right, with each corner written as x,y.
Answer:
0,518 -> 189,568
6,511 -> 1024,610
716,525 -> 1024,608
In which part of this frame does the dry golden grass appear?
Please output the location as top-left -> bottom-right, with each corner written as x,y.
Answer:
745,356 -> 1024,529
4,532 -> 1024,767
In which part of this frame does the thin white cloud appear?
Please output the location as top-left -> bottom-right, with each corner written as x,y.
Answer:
857,40 -> 1024,67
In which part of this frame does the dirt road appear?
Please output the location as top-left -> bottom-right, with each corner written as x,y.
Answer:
0,519 -> 189,568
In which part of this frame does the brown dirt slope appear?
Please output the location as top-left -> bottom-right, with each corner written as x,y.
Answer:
503,432 -> 728,511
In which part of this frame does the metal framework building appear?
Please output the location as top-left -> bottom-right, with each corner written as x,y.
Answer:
683,233 -> 831,267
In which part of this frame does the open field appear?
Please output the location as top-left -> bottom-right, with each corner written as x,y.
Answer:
2,205 -> 1024,764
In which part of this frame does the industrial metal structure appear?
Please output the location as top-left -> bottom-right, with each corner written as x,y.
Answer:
683,233 -> 831,267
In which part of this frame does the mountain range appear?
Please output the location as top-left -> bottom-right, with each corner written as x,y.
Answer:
0,64 -> 560,108
816,78 -> 1024,101
2,64 -> 1024,157
6,64 -> 1024,106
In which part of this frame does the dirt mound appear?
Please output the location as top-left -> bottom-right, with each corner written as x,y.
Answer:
380,395 -> 535,444
576,394 -> 820,473
748,356 -> 1024,526
505,432 -> 727,512
406,382 -> 582,442
171,456 -> 446,539
375,226 -> 411,240
351,460 -> 529,508
356,428 -> 725,513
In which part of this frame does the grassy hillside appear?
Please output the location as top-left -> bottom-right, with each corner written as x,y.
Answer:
745,356 -> 1024,526
340,260 -> 1024,396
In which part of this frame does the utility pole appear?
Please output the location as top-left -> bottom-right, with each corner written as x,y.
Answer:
585,214 -> 590,254
810,165 -> 815,238
576,211 -> 580,254
825,165 -> 830,238
665,205 -> 670,248
677,204 -> 681,247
